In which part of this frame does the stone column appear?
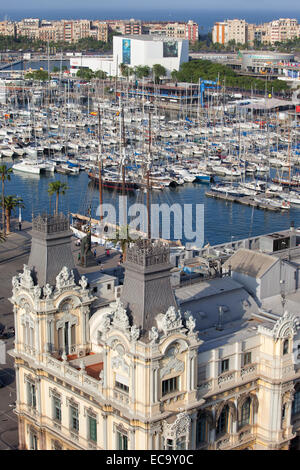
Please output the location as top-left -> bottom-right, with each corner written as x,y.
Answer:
46,320 -> 51,353
154,431 -> 160,450
36,378 -> 41,415
103,350 -> 107,388
102,413 -> 107,449
186,352 -> 191,392
130,429 -> 135,450
190,412 -> 197,449
18,417 -> 26,449
154,368 -> 158,402
61,324 -> 67,361
150,367 -> 154,405
131,364 -> 135,405
67,323 -> 72,355
85,312 -> 90,342
210,408 -> 216,444
13,306 -> 19,347
232,398 -> 238,434
35,318 -> 40,355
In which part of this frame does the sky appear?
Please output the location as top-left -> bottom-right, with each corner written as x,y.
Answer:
1,0 -> 300,11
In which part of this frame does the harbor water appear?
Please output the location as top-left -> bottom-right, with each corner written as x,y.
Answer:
5,161 -> 299,247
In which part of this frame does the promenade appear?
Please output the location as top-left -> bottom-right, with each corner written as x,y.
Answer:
0,219 -> 120,450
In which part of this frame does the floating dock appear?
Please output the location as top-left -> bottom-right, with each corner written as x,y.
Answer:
205,191 -> 284,211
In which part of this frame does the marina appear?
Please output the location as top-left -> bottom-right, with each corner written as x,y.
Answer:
0,73 -> 299,247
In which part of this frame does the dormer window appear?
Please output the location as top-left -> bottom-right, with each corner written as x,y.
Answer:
283,339 -> 289,356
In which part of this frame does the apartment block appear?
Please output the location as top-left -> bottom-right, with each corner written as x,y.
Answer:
0,21 -> 16,37
212,22 -> 228,45
92,21 -> 109,43
16,18 -> 40,40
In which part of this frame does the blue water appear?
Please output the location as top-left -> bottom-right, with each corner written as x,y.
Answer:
1,60 -> 70,72
1,9 -> 300,34
3,163 -> 299,247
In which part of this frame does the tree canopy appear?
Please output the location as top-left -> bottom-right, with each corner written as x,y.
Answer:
172,59 -> 289,94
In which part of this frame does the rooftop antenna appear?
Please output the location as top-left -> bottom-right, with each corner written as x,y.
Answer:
280,279 -> 286,313
216,306 -> 224,331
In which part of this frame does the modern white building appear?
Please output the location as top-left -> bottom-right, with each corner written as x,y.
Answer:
70,35 -> 189,77
113,35 -> 189,76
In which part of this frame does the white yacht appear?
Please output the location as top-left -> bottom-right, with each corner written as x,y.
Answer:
12,159 -> 55,175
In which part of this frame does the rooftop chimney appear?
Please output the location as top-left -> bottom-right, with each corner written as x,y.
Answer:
28,213 -> 78,287
120,239 -> 177,337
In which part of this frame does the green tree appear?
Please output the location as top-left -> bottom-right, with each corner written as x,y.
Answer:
4,195 -> 24,234
25,70 -> 49,81
119,63 -> 134,78
94,69 -> 107,79
171,69 -> 178,82
134,65 -> 150,79
0,164 -> 13,235
152,64 -> 166,84
76,67 -> 94,81
108,225 -> 137,262
48,181 -> 69,215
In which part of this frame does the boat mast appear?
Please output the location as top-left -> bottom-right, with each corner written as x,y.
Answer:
147,111 -> 152,239
97,104 -> 103,221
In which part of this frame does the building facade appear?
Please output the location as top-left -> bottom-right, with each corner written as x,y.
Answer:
9,214 -> 300,450
212,17 -> 300,46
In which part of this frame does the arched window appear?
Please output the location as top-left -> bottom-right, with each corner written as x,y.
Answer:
239,397 -> 251,428
292,390 -> 300,416
217,405 -> 229,436
196,415 -> 207,446
283,339 -> 289,355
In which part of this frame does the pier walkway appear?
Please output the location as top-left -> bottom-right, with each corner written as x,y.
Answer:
205,190 -> 283,211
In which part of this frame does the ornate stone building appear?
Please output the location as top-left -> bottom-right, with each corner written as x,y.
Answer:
9,214 -> 300,450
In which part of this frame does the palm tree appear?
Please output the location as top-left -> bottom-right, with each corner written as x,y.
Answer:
48,181 -> 69,215
0,165 -> 13,236
3,196 -> 24,234
108,225 -> 137,262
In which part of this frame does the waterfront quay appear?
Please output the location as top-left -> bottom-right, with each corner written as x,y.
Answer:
206,190 -> 284,211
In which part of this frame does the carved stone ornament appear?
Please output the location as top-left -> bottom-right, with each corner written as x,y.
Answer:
55,266 -> 75,291
79,275 -> 88,291
12,275 -> 20,291
149,326 -> 159,344
163,412 -> 191,440
161,306 -> 183,335
98,312 -> 112,338
273,310 -> 300,341
43,284 -> 53,299
111,355 -> 129,375
130,324 -> 140,342
56,311 -> 78,330
33,285 -> 42,300
111,300 -> 130,331
185,313 -> 196,335
19,265 -> 34,289
160,347 -> 184,378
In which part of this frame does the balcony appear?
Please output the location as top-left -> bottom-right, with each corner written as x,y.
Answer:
197,364 -> 258,400
45,353 -> 104,396
113,389 -> 130,405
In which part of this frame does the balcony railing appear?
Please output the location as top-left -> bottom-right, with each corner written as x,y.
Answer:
197,364 -> 258,399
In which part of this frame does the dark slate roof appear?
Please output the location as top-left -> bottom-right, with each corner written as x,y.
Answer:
28,214 -> 79,287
